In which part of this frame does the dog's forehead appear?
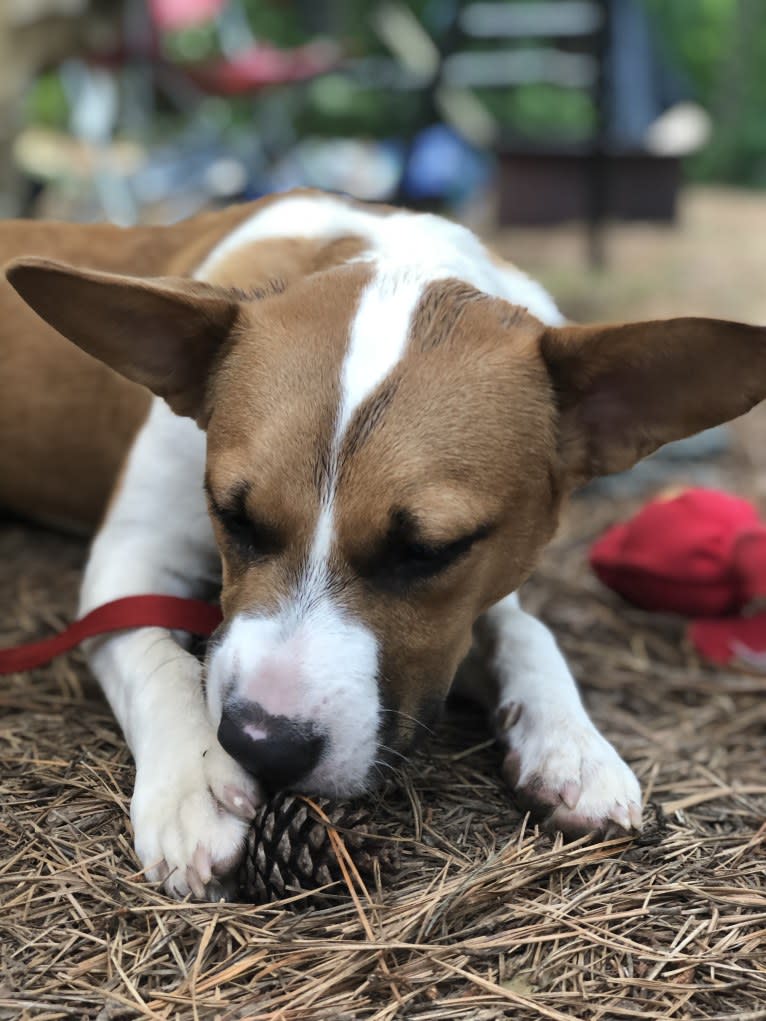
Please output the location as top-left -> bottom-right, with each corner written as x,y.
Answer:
337,284 -> 551,526
204,262 -> 365,525
201,192 -> 562,461
207,262 -> 549,520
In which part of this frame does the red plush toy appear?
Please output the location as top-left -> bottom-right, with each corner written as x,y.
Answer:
590,488 -> 766,667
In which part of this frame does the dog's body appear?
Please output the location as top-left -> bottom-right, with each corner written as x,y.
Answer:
4,189 -> 766,898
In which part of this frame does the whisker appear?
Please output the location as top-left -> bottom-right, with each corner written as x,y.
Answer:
379,705 -> 436,737
378,742 -> 409,764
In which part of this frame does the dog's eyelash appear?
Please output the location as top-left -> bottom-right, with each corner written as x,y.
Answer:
402,536 -> 472,569
364,523 -> 491,591
219,509 -> 283,559
207,490 -> 283,560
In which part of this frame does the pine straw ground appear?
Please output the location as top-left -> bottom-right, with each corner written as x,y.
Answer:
1,192 -> 766,1020
2,447 -> 765,1021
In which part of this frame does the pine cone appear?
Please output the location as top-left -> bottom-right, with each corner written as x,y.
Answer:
238,793 -> 398,905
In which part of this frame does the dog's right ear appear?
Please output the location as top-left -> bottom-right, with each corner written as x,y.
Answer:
540,316 -> 766,487
5,257 -> 239,420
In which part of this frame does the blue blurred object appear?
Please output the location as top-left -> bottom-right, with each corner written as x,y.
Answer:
264,124 -> 491,208
400,124 -> 491,204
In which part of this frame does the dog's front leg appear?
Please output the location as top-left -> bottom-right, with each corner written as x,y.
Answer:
462,593 -> 642,836
80,402 -> 262,898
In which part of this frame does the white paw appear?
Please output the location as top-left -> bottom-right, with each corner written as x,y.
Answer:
131,737 -> 264,899
496,701 -> 642,837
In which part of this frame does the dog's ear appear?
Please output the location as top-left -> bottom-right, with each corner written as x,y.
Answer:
540,317 -> 766,487
5,256 -> 239,420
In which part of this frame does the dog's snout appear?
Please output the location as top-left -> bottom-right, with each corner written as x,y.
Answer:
217,703 -> 325,793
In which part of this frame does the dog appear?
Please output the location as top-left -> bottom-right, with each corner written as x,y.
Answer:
2,188 -> 765,899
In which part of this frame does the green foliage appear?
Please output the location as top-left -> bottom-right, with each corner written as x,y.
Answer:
161,0 -> 313,64
645,0 -> 766,186
645,0 -> 735,103
301,75 -> 419,138
481,84 -> 595,143
162,23 -> 220,64
24,73 -> 69,131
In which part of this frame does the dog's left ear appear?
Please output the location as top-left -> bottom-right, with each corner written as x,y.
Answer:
540,317 -> 766,487
6,257 -> 239,420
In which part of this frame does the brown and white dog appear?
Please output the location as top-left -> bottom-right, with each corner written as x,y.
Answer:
3,189 -> 766,899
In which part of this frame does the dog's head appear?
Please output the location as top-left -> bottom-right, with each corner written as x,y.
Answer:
8,241 -> 766,796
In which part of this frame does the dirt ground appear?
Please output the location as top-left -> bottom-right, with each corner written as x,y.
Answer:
1,188 -> 765,1020
498,186 -> 766,325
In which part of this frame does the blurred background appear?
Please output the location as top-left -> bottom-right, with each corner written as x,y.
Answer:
1,0 -> 765,338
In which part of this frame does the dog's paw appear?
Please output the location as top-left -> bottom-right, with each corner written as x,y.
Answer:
131,739 -> 263,899
496,701 -> 642,838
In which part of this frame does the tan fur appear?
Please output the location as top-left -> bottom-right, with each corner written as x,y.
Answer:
205,235 -> 366,293
205,262 -> 373,615
540,317 -> 766,484
0,314 -> 150,532
0,202 -> 267,528
0,191 -> 325,529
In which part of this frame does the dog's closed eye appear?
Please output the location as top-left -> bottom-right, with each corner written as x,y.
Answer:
360,510 -> 492,592
218,507 -> 284,560
206,484 -> 284,561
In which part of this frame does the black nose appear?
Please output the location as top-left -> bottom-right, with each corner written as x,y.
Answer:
217,704 -> 325,793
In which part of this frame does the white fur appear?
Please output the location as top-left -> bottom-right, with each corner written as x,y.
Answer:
483,594 -> 642,832
80,401 -> 213,618
80,400 -> 262,898
340,267 -> 422,429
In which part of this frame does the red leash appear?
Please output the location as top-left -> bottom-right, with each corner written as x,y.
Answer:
0,595 -> 223,675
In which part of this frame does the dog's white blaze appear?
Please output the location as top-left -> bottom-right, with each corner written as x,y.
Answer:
307,502 -> 334,567
339,267 -> 423,432
309,265 -> 431,561
255,264 -> 444,790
